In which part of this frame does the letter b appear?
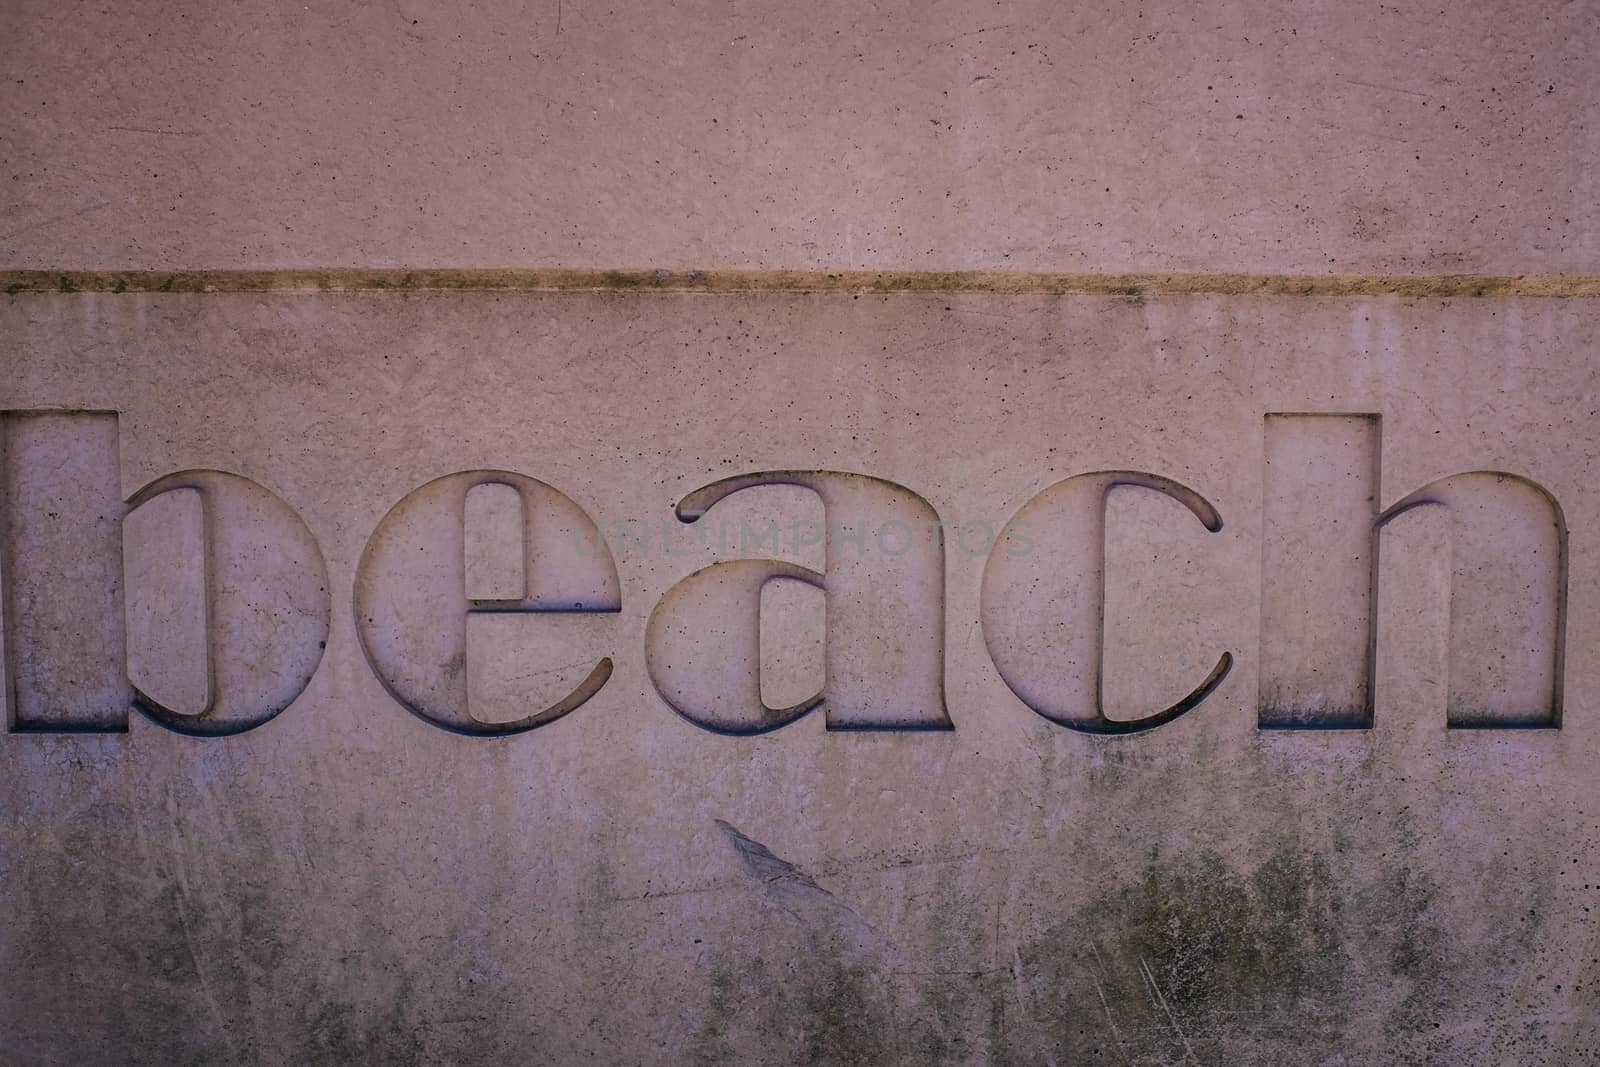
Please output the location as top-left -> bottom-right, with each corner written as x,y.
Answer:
1,411 -> 331,735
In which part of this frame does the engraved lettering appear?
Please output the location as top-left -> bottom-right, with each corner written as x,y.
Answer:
354,471 -> 620,735
125,470 -> 331,735
981,471 -> 1232,734
0,410 -> 330,735
645,471 -> 950,732
1260,414 -> 1567,728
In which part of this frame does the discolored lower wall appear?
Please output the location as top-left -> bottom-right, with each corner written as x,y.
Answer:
2,287 -> 1597,1063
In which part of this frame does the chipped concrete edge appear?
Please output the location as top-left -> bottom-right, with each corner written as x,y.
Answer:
3,268 -> 1600,298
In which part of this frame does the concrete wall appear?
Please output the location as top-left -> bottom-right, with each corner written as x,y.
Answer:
3,3 -> 1598,1064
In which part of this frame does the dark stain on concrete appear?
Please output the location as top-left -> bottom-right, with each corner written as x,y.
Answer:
684,832 -> 1554,1064
6,267 -> 1600,298
716,819 -> 893,958
1001,844 -> 1350,1063
8,798 -> 1563,1064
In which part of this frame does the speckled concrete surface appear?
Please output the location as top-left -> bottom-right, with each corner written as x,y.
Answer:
2,0 -> 1594,273
4,2 -> 1599,1064
2,291 -> 1598,1063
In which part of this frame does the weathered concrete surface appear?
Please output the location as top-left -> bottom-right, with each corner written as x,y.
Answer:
2,0 -> 1595,274
2,290 -> 1598,1064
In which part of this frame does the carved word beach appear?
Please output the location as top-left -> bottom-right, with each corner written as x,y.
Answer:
1,410 -> 1565,738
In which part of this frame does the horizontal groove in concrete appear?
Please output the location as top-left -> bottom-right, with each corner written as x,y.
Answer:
4,268 -> 1600,298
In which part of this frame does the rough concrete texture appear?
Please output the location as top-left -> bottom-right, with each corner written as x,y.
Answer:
2,0 -> 1595,273
5,0 -> 1600,1062
2,290 -> 1599,1064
